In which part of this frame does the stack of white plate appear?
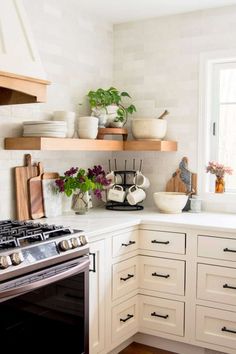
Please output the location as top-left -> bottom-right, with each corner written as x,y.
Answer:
23,121 -> 67,138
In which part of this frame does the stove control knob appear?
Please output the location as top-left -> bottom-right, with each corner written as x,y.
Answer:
59,240 -> 72,252
70,237 -> 79,249
11,252 -> 24,266
79,235 -> 88,246
0,256 -> 12,269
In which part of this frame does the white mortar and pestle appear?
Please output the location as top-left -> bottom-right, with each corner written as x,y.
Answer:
131,110 -> 169,140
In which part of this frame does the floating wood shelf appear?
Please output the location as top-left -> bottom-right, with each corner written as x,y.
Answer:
124,140 -> 177,151
4,137 -> 177,152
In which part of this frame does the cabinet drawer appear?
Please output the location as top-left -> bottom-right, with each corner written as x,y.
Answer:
198,235 -> 236,262
140,256 -> 185,295
112,230 -> 139,258
140,230 -> 185,254
197,264 -> 236,306
139,295 -> 184,336
112,257 -> 139,300
196,306 -> 236,350
112,296 -> 139,343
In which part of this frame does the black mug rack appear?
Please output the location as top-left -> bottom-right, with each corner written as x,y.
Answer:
106,170 -> 144,211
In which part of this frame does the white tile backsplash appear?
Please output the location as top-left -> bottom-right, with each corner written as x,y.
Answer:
113,5 -> 236,208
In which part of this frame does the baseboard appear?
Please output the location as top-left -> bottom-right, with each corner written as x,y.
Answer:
107,336 -> 135,354
133,333 -> 224,354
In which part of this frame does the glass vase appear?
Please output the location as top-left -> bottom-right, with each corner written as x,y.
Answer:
71,191 -> 92,214
215,176 -> 225,193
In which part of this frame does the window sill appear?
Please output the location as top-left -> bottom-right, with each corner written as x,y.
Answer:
201,192 -> 236,213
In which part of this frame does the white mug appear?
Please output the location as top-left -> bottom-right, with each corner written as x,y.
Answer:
108,185 -> 126,203
133,171 -> 150,189
127,185 -> 146,205
105,171 -> 122,186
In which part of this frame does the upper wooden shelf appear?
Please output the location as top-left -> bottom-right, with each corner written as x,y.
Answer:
4,137 -> 177,152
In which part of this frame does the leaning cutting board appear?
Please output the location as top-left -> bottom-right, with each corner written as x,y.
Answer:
28,162 -> 44,219
166,169 -> 187,193
15,154 -> 39,221
42,172 -> 62,218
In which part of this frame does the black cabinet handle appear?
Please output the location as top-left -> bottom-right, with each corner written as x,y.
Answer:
151,312 -> 169,319
121,241 -> 136,247
120,274 -> 134,281
89,252 -> 96,272
223,248 -> 236,253
223,283 -> 236,290
120,314 -> 134,322
151,240 -> 170,245
152,272 -> 170,279
222,326 -> 236,334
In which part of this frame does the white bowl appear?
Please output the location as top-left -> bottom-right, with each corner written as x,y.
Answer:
153,192 -> 188,214
78,128 -> 98,139
131,118 -> 167,140
77,116 -> 98,127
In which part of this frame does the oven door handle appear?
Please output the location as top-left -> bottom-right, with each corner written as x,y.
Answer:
0,258 -> 90,301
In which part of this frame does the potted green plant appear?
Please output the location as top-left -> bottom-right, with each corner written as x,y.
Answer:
87,87 -> 136,127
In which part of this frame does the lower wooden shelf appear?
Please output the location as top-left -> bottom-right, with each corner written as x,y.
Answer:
4,137 -> 177,152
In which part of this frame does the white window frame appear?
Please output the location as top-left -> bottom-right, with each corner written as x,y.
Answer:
198,50 -> 236,212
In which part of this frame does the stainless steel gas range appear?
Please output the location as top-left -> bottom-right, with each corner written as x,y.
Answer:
0,220 -> 89,354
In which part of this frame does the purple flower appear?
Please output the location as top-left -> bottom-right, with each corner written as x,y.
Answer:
55,179 -> 65,192
65,167 -> 78,176
88,165 -> 105,178
94,189 -> 102,199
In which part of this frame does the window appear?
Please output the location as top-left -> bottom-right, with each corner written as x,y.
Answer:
198,51 -> 236,200
210,62 -> 236,192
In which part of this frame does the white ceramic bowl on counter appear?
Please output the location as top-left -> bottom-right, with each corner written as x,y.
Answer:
153,192 -> 188,213
131,118 -> 167,140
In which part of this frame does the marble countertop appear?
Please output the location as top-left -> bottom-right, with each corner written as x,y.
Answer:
37,208 -> 236,241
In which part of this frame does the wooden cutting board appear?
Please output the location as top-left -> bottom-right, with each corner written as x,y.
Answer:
166,170 -> 197,194
42,172 -> 62,217
15,154 -> 39,221
28,162 -> 44,219
166,169 -> 187,193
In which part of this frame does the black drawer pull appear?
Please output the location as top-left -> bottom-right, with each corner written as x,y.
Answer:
120,314 -> 134,322
223,248 -> 236,253
121,241 -> 136,247
151,312 -> 169,319
120,274 -> 134,281
223,283 -> 236,290
222,326 -> 236,334
152,272 -> 170,279
151,240 -> 170,245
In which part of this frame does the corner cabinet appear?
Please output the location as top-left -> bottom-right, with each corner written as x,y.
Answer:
4,137 -> 177,152
89,239 -> 106,354
89,223 -> 236,354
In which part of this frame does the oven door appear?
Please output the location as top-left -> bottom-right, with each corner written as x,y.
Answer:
0,255 -> 89,354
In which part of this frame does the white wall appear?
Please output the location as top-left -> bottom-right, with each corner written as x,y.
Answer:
0,0 -> 113,219
113,5 -> 236,206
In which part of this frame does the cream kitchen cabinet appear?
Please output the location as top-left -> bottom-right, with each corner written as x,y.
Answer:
89,222 -> 236,354
89,239 -> 106,354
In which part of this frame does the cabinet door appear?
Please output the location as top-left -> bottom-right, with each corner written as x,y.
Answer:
89,240 -> 105,354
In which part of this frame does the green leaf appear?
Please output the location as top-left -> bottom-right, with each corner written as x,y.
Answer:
121,91 -> 131,98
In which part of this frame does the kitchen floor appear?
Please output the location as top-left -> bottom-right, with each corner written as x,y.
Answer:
119,343 -> 176,354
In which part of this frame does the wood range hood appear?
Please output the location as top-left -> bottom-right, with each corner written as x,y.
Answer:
0,71 -> 50,105
0,0 -> 50,106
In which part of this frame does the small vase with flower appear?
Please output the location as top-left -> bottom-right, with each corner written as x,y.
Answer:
206,161 -> 233,193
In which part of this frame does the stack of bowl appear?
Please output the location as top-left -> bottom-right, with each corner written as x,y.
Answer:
52,111 -> 75,138
77,117 -> 98,139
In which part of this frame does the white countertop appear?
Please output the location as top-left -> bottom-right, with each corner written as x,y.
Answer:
38,208 -> 236,240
